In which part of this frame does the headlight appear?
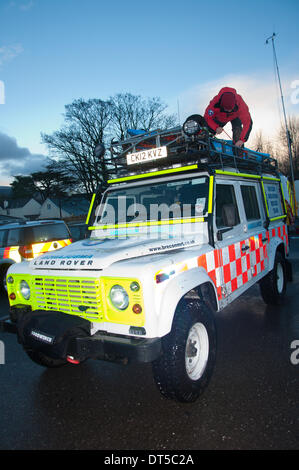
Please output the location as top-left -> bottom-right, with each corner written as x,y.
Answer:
109,285 -> 129,310
20,280 -> 30,300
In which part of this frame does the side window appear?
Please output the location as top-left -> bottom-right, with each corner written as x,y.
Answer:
263,181 -> 285,219
215,184 -> 240,228
0,230 -> 6,248
241,185 -> 261,221
7,228 -> 22,246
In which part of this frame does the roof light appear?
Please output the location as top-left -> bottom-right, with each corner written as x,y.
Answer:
183,114 -> 206,137
183,119 -> 201,136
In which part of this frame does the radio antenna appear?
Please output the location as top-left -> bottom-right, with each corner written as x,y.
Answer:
266,32 -> 297,214
177,99 -> 181,125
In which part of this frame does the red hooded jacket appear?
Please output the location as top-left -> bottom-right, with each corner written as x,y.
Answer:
204,87 -> 252,142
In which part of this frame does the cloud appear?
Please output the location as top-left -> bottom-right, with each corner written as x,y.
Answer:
7,1 -> 34,11
0,44 -> 23,67
20,1 -> 34,11
175,73 -> 299,146
0,132 -> 50,182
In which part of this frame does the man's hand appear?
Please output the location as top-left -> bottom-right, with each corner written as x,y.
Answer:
215,127 -> 223,135
235,140 -> 244,148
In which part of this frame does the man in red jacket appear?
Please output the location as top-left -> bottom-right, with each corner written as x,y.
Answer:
204,87 -> 252,148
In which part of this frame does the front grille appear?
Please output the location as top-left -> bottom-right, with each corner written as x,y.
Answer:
32,276 -> 104,321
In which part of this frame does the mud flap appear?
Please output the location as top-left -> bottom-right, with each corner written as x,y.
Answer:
16,310 -> 91,360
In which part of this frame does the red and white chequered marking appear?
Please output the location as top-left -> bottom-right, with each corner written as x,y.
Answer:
158,223 -> 288,302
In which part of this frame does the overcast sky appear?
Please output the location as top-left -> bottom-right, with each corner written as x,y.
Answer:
0,0 -> 298,185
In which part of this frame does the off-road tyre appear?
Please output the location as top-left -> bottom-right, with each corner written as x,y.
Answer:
152,299 -> 217,403
0,264 -> 10,294
26,350 -> 68,368
259,250 -> 286,305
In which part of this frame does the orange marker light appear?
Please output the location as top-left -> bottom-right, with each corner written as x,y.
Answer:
132,304 -> 142,314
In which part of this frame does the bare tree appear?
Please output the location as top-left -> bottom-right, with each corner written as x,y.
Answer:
41,98 -> 112,196
252,129 -> 275,156
109,93 -> 177,140
41,94 -> 176,196
276,115 -> 299,179
31,162 -> 77,201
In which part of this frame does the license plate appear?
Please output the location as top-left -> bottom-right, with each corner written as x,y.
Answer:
127,146 -> 167,165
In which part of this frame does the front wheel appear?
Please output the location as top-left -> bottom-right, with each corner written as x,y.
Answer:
259,251 -> 286,305
152,299 -> 217,403
0,264 -> 10,294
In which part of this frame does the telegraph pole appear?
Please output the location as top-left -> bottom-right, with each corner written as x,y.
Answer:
266,32 -> 297,215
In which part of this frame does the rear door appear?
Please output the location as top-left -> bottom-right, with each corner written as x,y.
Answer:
239,181 -> 269,277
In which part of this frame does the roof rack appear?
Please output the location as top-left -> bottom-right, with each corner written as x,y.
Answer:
107,126 -> 278,181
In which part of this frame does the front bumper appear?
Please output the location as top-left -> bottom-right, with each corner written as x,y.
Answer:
68,333 -> 161,363
0,308 -> 161,364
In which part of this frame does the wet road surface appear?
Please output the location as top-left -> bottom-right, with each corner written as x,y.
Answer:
0,239 -> 298,450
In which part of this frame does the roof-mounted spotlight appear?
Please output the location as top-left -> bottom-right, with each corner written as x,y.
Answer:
182,114 -> 207,137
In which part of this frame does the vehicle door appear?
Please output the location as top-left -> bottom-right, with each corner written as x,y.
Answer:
214,179 -> 252,304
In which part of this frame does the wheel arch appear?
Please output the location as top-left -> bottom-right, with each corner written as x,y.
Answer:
267,237 -> 286,272
0,260 -> 15,292
157,267 -> 218,338
0,259 -> 15,274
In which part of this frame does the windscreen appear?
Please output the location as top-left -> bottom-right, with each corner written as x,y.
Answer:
94,176 -> 209,226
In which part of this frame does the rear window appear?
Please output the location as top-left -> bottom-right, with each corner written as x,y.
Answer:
241,185 -> 261,221
7,228 -> 23,246
24,223 -> 70,244
263,181 -> 285,219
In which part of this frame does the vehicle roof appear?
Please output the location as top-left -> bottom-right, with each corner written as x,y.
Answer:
0,219 -> 66,230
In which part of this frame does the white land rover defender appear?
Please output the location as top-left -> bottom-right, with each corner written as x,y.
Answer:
1,115 -> 293,403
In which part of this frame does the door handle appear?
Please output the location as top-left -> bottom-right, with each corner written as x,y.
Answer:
241,245 -> 249,252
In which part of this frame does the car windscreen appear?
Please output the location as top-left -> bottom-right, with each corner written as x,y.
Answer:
94,176 -> 209,225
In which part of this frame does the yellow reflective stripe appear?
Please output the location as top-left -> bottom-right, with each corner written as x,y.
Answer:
280,182 -> 287,215
263,176 -> 280,181
270,215 -> 287,221
88,217 -> 205,231
6,246 -> 21,263
107,165 -> 199,184
62,239 -> 72,246
261,181 -> 270,217
215,170 -> 261,179
208,176 -> 214,213
86,193 -> 96,224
